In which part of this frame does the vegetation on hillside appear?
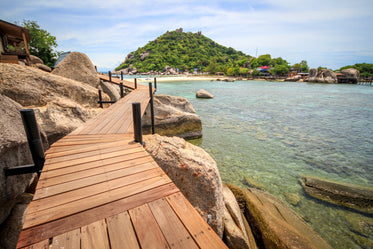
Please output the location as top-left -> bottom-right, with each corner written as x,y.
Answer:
116,29 -> 251,74
116,29 -> 311,77
338,63 -> 373,77
20,20 -> 60,67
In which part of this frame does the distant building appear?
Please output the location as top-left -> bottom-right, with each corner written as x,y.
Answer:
0,19 -> 30,64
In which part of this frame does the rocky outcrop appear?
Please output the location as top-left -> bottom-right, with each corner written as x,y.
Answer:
301,176 -> 373,213
0,94 -> 41,228
142,94 -> 202,139
100,81 -> 121,102
0,63 -> 105,143
227,184 -> 332,249
143,134 -> 224,238
308,68 -> 337,83
140,51 -> 150,61
52,52 -> 100,88
164,65 -> 177,75
341,68 -> 360,83
223,184 -> 257,249
196,89 -> 214,98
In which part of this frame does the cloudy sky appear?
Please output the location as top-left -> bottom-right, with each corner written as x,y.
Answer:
2,0 -> 372,71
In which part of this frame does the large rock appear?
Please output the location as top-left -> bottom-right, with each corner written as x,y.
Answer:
0,94 -> 42,226
164,65 -> 178,75
143,134 -> 224,237
308,68 -> 337,83
140,51 -> 150,61
227,184 -> 332,249
34,97 -> 102,144
1,63 -> 102,107
142,94 -> 202,139
196,89 -> 214,98
0,63 -> 105,144
100,81 -> 121,102
301,176 -> 373,214
223,184 -> 257,249
341,68 -> 360,83
52,52 -> 100,88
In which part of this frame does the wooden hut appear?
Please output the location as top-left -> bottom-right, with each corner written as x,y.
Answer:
0,19 -> 30,64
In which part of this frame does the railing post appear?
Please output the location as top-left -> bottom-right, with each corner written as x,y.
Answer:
149,83 -> 155,134
98,90 -> 103,108
108,71 -> 112,82
134,78 -> 137,89
121,71 -> 123,80
132,103 -> 143,145
154,77 -> 157,92
120,83 -> 124,98
20,109 -> 45,176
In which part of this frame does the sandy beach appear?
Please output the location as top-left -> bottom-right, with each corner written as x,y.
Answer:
136,75 -> 233,82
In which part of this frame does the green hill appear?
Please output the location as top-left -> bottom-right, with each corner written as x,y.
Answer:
115,28 -> 251,73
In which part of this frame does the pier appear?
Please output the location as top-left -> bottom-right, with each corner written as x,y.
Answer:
16,77 -> 227,249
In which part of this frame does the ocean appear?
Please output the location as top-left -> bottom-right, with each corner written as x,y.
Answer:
155,79 -> 373,249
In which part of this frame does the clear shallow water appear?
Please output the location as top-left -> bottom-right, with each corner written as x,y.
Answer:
156,80 -> 373,248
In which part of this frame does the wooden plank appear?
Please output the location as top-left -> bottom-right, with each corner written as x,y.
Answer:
106,212 -> 140,249
23,173 -> 172,229
149,198 -> 199,249
17,183 -> 179,248
34,162 -> 157,200
49,228 -> 80,249
39,151 -> 151,180
29,168 -> 165,214
74,93 -> 139,135
22,239 -> 49,249
129,204 -> 170,249
46,142 -> 140,164
167,192 -> 228,249
43,146 -> 144,171
37,157 -> 155,188
46,139 -> 134,160
81,219 -> 110,249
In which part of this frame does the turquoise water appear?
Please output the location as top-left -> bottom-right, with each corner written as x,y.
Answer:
155,80 -> 373,249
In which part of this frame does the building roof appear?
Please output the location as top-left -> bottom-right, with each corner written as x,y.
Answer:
0,19 -> 30,42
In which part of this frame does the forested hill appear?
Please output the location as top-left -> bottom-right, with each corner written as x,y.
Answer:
115,29 -> 251,73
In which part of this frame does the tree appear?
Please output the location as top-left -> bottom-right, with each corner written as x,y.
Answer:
21,20 -> 59,67
269,64 -> 289,76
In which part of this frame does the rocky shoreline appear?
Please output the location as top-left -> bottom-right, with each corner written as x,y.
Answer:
1,52 -> 368,249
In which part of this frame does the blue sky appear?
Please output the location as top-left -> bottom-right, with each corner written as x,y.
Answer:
2,0 -> 373,71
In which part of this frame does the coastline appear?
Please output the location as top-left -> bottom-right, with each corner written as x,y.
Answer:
135,75 -> 286,82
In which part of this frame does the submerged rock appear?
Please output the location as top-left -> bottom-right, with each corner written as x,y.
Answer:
301,176 -> 373,214
196,89 -> 214,98
142,94 -> 202,139
143,134 -> 224,237
227,183 -> 332,249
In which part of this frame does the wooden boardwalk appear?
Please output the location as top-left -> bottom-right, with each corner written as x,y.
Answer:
16,79 -> 227,249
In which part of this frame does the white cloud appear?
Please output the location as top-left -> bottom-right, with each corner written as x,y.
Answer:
1,0 -> 372,70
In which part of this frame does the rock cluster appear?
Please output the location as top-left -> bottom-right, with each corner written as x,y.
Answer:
308,68 -> 338,83
143,134 -> 224,238
142,94 -> 202,139
116,65 -> 179,76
